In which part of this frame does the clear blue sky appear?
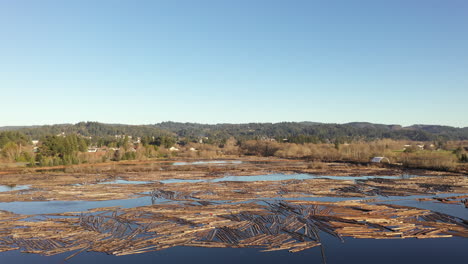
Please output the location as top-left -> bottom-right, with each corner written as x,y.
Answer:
1,0 -> 467,127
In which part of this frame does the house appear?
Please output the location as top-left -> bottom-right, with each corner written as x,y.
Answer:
87,148 -> 98,153
370,157 -> 390,163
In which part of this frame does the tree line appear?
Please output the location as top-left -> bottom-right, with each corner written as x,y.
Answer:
1,122 -> 468,167
2,121 -> 468,144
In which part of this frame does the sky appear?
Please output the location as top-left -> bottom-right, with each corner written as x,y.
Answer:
0,0 -> 467,127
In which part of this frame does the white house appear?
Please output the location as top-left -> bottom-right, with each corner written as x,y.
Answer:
169,147 -> 179,151
371,157 -> 390,163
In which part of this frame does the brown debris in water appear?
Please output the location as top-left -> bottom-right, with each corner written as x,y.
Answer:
0,158 -> 466,259
0,200 -> 466,258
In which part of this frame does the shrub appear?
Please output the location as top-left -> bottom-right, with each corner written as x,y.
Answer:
399,152 -> 458,171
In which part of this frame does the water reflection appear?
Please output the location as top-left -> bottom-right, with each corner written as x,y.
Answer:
173,160 -> 243,166
0,184 -> 30,192
0,200 -> 466,259
1,237 -> 466,264
159,173 -> 417,184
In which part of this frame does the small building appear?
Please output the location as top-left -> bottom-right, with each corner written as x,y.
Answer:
31,140 -> 39,146
169,147 -> 179,152
87,148 -> 98,153
370,157 -> 390,163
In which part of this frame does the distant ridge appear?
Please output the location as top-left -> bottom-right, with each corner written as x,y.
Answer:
1,121 -> 467,142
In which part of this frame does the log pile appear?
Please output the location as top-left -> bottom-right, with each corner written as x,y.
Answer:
418,195 -> 468,208
0,200 -> 466,258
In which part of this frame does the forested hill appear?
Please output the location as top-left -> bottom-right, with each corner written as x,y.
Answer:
1,121 -> 467,142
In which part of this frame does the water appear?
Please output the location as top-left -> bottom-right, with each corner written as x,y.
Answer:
0,172 -> 466,263
325,175 -> 418,180
159,173 -> 315,184
281,196 -> 368,202
0,196 -> 466,263
280,193 -> 468,218
0,184 -> 30,192
0,196 -> 154,215
73,174 -> 426,186
160,178 -> 206,184
98,179 -> 154,185
160,173 -> 417,184
173,160 -> 243,166
2,192 -> 465,218
0,232 -> 465,264
372,193 -> 468,219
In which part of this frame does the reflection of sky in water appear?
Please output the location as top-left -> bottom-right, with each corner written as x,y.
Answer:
0,190 -> 466,263
2,192 -> 465,218
91,173 -> 426,185
261,193 -> 468,219
160,173 -> 420,184
160,174 -> 315,184
0,185 -> 30,192
0,197 -> 154,215
383,200 -> 467,219
173,160 -> 243,166
0,230 -> 466,264
98,180 -> 153,185
370,193 -> 468,219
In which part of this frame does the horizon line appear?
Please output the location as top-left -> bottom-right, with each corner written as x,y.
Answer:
1,120 -> 467,129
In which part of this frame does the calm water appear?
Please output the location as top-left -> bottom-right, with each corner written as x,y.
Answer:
1,192 -> 465,218
0,197 -> 153,215
0,184 -> 30,192
159,173 -> 417,184
98,179 -> 153,185
1,172 -> 466,263
0,233 -> 465,264
173,160 -> 243,166
88,173 -> 423,185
